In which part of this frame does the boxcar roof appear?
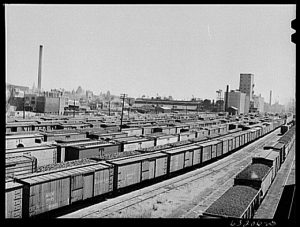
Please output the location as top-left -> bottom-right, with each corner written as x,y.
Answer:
204,185 -> 259,218
6,134 -> 43,139
161,145 -> 200,154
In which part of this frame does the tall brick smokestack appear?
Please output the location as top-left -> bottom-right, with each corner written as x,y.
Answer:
224,85 -> 229,111
269,90 -> 272,106
38,45 -> 43,93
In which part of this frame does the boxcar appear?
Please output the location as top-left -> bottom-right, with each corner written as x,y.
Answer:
113,136 -> 156,152
5,179 -> 23,218
178,131 -> 197,141
121,127 -> 143,136
161,145 -> 200,173
6,145 -> 58,167
42,131 -> 87,142
197,140 -> 220,163
201,185 -> 261,219
146,134 -> 179,146
87,131 -> 128,140
15,162 -> 113,217
107,152 -> 168,190
5,155 -> 37,178
65,141 -> 121,161
6,134 -> 45,149
234,163 -> 273,199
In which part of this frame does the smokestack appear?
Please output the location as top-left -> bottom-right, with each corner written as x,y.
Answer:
269,90 -> 272,106
38,45 -> 43,93
225,85 -> 229,111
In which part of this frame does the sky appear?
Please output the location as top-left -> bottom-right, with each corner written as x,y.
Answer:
5,4 -> 296,105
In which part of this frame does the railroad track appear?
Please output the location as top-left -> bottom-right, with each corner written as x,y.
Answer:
63,129 -> 280,218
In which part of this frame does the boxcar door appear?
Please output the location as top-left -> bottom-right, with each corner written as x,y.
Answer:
83,172 -> 94,200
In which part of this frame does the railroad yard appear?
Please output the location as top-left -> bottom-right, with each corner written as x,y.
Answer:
59,128 -> 286,218
5,112 -> 295,219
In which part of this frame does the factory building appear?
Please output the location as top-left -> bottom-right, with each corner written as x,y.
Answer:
134,99 -> 201,112
239,73 -> 254,101
253,94 -> 265,113
226,90 -> 246,115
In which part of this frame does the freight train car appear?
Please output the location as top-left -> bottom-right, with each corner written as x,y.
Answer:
5,155 -> 37,178
14,161 -> 114,217
5,179 -> 23,218
65,141 -> 122,161
6,134 -> 45,149
107,152 -> 168,191
264,141 -> 285,164
6,145 -> 58,167
234,163 -> 273,199
160,145 -> 201,173
201,185 -> 261,219
42,130 -> 87,142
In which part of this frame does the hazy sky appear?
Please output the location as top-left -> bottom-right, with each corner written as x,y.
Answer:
5,4 -> 295,104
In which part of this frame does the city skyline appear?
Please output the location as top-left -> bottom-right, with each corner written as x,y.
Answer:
5,4 -> 295,105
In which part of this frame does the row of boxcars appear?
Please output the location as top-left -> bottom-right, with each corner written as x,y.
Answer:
201,125 -> 295,219
5,118 -> 285,218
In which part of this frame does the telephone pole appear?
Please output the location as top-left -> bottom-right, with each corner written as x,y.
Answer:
119,94 -> 127,132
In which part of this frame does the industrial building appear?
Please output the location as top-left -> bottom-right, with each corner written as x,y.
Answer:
239,73 -> 254,101
226,90 -> 246,115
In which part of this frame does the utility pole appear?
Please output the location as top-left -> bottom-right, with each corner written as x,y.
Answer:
73,99 -> 75,118
108,100 -> 111,116
119,94 -> 127,132
23,95 -> 25,119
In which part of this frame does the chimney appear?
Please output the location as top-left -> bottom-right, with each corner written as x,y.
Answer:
224,85 -> 229,111
269,90 -> 272,106
38,45 -> 43,93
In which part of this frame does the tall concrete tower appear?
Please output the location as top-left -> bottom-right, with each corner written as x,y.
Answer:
269,90 -> 272,106
239,73 -> 254,101
38,45 -> 43,93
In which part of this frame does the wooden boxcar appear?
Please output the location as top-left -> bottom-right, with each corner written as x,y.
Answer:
121,127 -> 143,136
65,141 -> 121,161
5,179 -> 23,218
112,136 -> 155,152
161,145 -> 201,173
15,162 -> 113,217
197,140 -> 221,163
6,133 -> 44,149
107,152 -> 168,190
146,133 -> 179,146
178,131 -> 197,141
42,130 -> 87,142
6,145 -> 58,167
5,155 -> 37,178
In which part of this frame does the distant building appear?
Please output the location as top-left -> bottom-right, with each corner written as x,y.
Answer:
134,98 -> 202,112
86,90 -> 93,102
226,90 -> 246,114
239,74 -> 254,101
253,94 -> 264,113
36,96 -> 65,115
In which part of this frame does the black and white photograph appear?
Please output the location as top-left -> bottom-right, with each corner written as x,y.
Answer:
5,4 -> 296,220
